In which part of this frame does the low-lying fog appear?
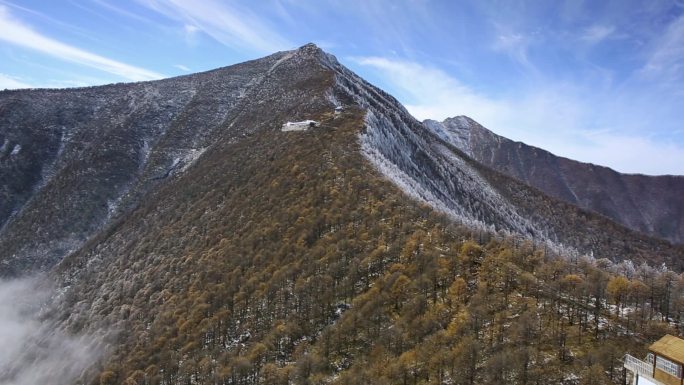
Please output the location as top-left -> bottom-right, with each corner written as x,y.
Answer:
0,277 -> 99,385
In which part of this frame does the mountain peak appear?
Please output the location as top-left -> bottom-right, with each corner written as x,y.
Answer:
298,42 -> 321,51
442,115 -> 479,129
424,114 -> 684,244
293,42 -> 326,58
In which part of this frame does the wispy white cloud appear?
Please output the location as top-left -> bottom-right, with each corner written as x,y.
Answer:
0,5 -> 163,81
184,24 -> 199,34
352,56 -> 507,121
494,32 -> 527,55
353,56 -> 684,175
174,64 -> 190,72
0,0 -> 95,40
1,52 -> 117,88
181,23 -> 200,45
0,73 -> 31,89
0,277 -> 102,385
581,24 -> 615,44
641,14 -> 684,82
558,132 -> 684,176
492,31 -> 536,73
351,56 -> 586,142
90,0 -> 155,25
135,0 -> 292,53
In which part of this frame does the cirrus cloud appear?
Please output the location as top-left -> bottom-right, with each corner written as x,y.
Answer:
0,5 -> 163,81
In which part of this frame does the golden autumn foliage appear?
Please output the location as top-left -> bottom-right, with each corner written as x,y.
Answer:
55,106 -> 684,385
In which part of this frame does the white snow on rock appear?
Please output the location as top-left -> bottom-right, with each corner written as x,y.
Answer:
267,51 -> 295,75
423,117 -> 473,156
325,51 -> 578,256
10,144 -> 21,155
180,148 -> 207,172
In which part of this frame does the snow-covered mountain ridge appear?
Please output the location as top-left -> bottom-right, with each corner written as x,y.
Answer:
304,47 -> 682,268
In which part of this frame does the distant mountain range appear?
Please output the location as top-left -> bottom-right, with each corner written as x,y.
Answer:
424,116 -> 684,244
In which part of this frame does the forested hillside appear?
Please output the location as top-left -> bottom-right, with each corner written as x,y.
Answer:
57,107 -> 680,385
1,44 -> 682,385
0,49 -> 300,276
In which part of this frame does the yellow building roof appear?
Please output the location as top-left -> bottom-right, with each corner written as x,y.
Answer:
650,335 -> 684,364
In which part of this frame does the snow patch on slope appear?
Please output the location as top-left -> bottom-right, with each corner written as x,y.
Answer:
179,147 -> 207,172
360,112 -> 453,215
360,110 -> 537,235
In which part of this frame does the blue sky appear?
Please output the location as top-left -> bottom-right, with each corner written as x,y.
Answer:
1,1 -> 684,175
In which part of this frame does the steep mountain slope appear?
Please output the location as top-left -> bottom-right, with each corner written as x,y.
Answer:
2,44 -> 683,385
0,50 -> 301,276
335,63 -> 684,268
424,116 -> 684,244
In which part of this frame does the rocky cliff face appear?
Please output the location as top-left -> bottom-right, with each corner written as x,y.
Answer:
424,116 -> 684,244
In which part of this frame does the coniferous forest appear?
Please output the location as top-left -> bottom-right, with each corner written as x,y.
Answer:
52,107 -> 682,385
